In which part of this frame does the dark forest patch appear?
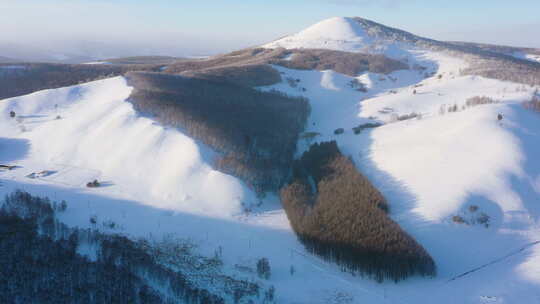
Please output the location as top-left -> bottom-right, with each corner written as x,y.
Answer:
270,49 -> 409,76
280,141 -> 436,282
0,190 -> 266,304
126,72 -> 310,192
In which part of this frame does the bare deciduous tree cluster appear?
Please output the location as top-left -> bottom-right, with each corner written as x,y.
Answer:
280,141 -> 436,282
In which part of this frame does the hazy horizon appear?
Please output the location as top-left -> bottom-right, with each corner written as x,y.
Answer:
2,0 -> 540,60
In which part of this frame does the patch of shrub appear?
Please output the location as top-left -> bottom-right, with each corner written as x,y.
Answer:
447,104 -> 459,113
300,131 -> 321,139
0,190 -> 264,304
452,215 -> 465,224
352,122 -> 383,134
465,96 -> 499,107
348,79 -> 367,92
86,179 -> 100,188
477,213 -> 490,227
286,77 -> 299,88
523,96 -> 540,113
461,57 -> 540,87
390,112 -> 419,122
256,258 -> 271,280
280,141 -> 436,282
334,128 -> 344,135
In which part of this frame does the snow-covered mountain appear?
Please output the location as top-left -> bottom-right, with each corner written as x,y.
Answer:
264,17 -> 408,57
1,16 -> 540,303
263,16 -> 461,60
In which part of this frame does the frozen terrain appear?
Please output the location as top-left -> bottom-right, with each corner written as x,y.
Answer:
0,77 -> 254,217
264,16 -> 423,61
1,16 -> 540,303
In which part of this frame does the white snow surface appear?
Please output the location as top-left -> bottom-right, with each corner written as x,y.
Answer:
0,77 -> 253,217
263,16 -> 414,59
258,46 -> 540,302
265,17 -> 373,51
1,17 -> 540,303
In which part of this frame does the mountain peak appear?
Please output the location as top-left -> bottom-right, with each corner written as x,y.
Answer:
263,16 -> 428,55
263,17 -> 372,51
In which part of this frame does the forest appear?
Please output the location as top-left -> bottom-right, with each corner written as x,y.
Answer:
280,141 -> 436,282
0,190 -> 266,304
126,72 -> 310,193
181,64 -> 282,87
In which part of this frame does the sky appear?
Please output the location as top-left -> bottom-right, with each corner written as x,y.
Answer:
1,0 -> 539,59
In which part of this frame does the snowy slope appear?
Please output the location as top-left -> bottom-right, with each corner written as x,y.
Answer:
259,56 -> 540,302
259,17 -> 540,302
0,77 -> 254,217
264,17 -> 423,60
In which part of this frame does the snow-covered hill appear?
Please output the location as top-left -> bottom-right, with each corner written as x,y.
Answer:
261,16 -> 540,303
263,16 -> 450,61
1,16 -> 540,303
264,17 -> 409,58
514,51 -> 540,64
0,77 -> 254,217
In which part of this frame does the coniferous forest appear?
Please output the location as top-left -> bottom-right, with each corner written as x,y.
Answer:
0,190 -> 263,304
280,141 -> 436,282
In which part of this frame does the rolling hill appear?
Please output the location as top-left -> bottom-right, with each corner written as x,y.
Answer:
1,16 -> 540,303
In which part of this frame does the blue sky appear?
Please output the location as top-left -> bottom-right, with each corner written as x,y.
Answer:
1,0 -> 539,56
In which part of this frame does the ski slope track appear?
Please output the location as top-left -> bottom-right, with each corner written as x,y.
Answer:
1,16 -> 540,303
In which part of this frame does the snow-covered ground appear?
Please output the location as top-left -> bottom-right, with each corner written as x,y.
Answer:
256,58 -> 540,303
259,17 -> 540,302
2,16 -> 540,303
264,16 -> 420,61
258,56 -> 540,302
0,77 -> 254,217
